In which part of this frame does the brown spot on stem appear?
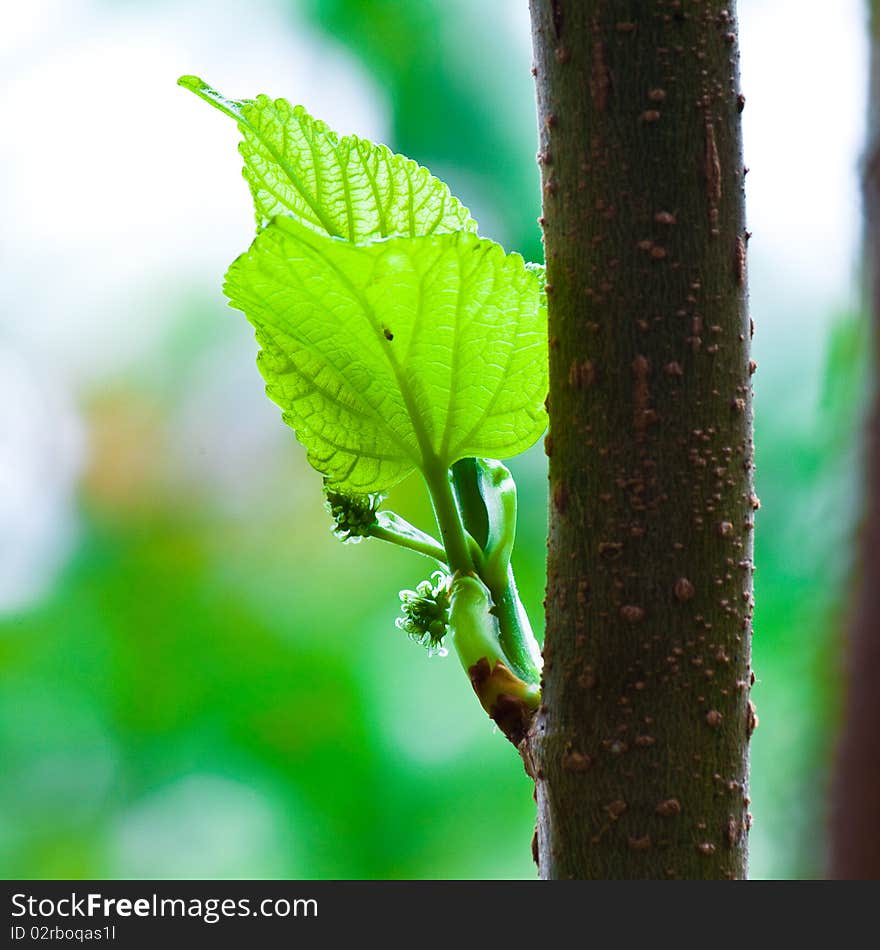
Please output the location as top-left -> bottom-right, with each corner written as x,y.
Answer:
553,482 -> 569,514
562,749 -> 593,772
705,122 -> 722,235
656,798 -> 682,817
591,40 -> 610,111
735,234 -> 747,286
726,816 -> 742,847
491,692 -> 534,747
632,355 -> 652,440
569,359 -> 595,389
468,657 -> 537,746
674,577 -> 696,602
468,657 -> 491,692
746,700 -> 759,737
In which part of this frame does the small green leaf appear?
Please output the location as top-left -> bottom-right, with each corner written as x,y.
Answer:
178,75 -> 477,240
224,217 -> 548,492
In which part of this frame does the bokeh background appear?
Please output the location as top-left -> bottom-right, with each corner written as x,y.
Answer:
0,0 -> 868,879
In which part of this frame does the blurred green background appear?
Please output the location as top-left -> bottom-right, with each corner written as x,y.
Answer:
0,0 -> 869,878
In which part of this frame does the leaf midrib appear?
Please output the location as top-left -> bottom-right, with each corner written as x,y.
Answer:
182,80 -> 338,235
297,234 -> 439,469
243,264 -> 421,466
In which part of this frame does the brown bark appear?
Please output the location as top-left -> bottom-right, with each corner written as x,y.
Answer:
830,0 -> 880,881
527,0 -> 754,879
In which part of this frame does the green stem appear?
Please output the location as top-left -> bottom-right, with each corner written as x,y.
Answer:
466,533 -> 487,575
451,459 -> 542,686
493,564 -> 542,685
369,512 -> 447,564
423,464 -> 475,575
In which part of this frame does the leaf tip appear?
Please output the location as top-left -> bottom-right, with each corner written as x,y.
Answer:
177,74 -> 204,91
177,75 -> 243,119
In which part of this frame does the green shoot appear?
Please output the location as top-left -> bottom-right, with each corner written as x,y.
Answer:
180,76 -> 547,742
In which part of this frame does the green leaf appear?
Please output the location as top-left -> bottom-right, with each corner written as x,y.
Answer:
178,75 -> 477,240
224,217 -> 548,492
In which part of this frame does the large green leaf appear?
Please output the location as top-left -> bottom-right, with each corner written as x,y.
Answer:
224,218 -> 547,491
178,75 -> 477,240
